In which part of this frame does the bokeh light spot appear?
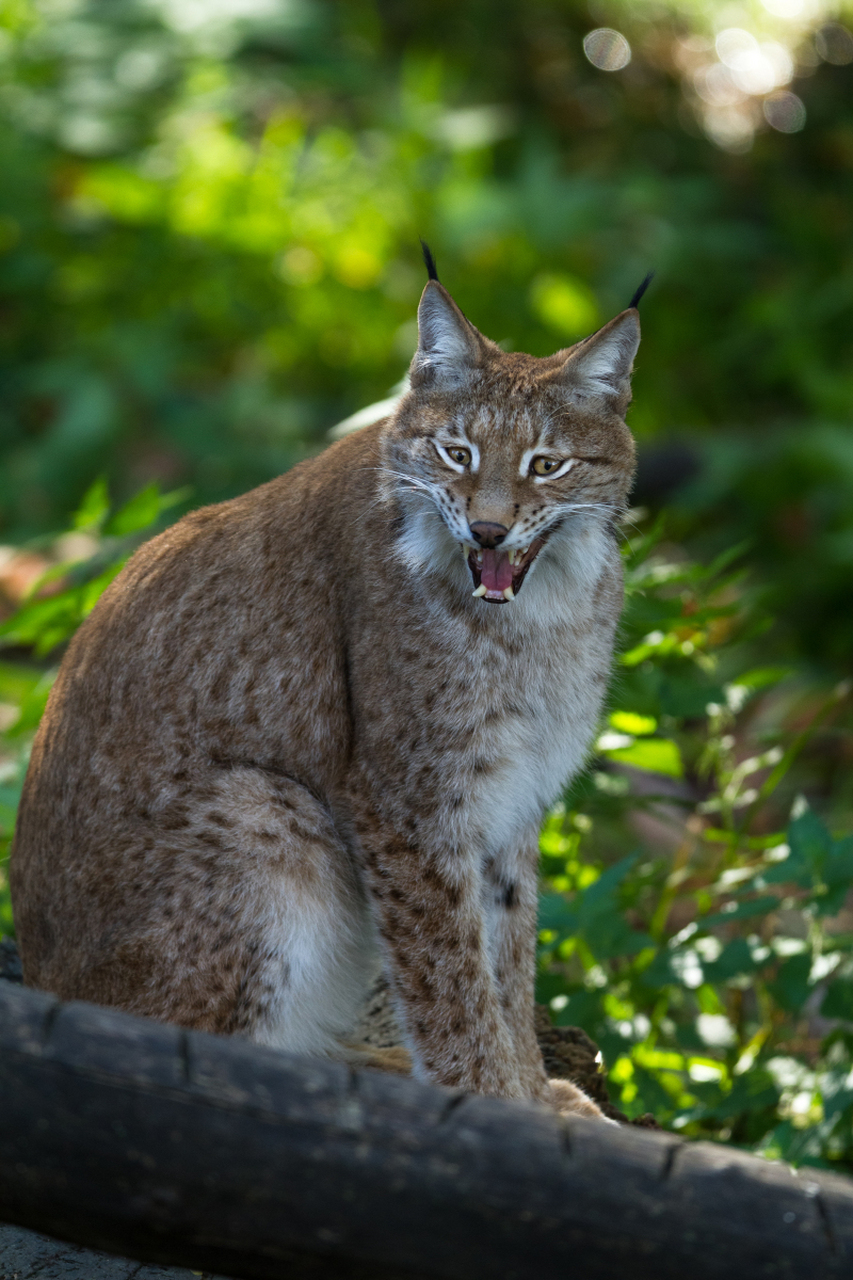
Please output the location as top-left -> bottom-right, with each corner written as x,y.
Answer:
763,90 -> 807,132
279,246 -> 323,287
815,22 -> 853,64
583,29 -> 631,72
530,273 -> 599,337
761,0 -> 806,16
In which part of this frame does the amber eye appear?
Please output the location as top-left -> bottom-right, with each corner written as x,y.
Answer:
446,446 -> 472,467
531,456 -> 561,476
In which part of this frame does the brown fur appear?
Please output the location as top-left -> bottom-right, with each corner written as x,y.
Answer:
11,279 -> 639,1118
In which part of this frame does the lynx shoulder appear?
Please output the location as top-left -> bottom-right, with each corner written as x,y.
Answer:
10,258 -> 640,1118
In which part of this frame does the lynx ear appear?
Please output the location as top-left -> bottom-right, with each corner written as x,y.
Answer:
410,281 -> 485,389
559,309 -> 640,411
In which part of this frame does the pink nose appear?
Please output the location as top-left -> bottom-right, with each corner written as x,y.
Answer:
469,522 -> 508,549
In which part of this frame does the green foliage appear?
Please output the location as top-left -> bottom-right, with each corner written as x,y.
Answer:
0,1 -> 851,668
537,527 -> 853,1172
0,478 -> 187,655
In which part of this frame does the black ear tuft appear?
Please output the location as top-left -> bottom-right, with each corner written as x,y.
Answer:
420,239 -> 440,282
628,271 -> 654,310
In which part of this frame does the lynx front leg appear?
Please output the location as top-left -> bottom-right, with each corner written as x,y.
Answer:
482,843 -> 550,1096
484,842 -> 612,1122
355,824 -> 536,1100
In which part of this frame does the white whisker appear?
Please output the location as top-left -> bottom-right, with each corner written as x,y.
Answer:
550,501 -> 618,518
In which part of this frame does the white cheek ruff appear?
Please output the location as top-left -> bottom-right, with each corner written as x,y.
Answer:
395,503 -> 469,585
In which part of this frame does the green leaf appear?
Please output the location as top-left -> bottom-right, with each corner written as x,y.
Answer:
0,560 -> 126,657
604,737 -> 683,779
7,673 -> 56,736
103,484 -> 191,539
682,1068 -> 780,1125
577,854 -> 637,915
609,710 -> 657,735
660,675 -> 726,719
821,979 -> 853,1022
641,948 -> 679,987
538,892 -> 578,936
0,661 -> 44,705
104,482 -> 163,537
702,938 -> 761,983
734,666 -> 794,692
766,953 -> 813,1014
574,855 -> 655,959
73,476 -> 110,531
701,896 -> 780,928
552,988 -> 605,1030
80,563 -> 125,615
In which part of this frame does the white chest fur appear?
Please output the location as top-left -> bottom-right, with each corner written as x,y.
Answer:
453,520 -> 618,859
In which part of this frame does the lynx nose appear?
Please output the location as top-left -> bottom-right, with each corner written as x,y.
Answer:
469,522 -> 508,549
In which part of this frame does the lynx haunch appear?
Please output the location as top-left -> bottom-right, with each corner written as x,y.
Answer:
11,255 -> 643,1119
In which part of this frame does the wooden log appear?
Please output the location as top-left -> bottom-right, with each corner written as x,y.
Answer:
0,980 -> 851,1280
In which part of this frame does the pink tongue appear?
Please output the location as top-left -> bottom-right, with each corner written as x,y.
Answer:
480,549 -> 514,593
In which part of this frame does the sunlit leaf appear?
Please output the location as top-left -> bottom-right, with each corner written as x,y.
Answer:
609,710 -> 657,735
602,737 -> 684,779
104,483 -> 162,537
73,477 -> 110,532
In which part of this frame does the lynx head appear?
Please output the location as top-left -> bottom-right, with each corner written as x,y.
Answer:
381,256 -> 642,606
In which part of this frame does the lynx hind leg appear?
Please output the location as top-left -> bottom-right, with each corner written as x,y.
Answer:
92,765 -> 379,1060
548,1078 -> 618,1123
209,769 -> 380,1059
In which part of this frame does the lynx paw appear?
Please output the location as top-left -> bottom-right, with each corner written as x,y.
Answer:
344,1044 -> 414,1076
548,1077 -> 618,1123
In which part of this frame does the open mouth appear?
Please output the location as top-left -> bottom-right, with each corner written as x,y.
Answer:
463,537 -> 547,603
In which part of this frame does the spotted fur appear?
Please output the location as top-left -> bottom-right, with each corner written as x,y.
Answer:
10,277 -> 639,1118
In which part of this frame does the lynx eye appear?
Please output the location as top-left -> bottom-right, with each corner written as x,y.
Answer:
531,456 -> 562,476
440,445 -> 472,468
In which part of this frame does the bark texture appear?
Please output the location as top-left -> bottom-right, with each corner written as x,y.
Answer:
1,978 -> 851,1280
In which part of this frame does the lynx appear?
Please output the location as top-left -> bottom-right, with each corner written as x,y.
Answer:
11,250 -> 645,1120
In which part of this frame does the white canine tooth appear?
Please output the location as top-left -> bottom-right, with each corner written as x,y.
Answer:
503,586 -> 515,601
472,584 -> 487,597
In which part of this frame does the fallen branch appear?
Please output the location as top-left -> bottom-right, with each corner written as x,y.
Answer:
0,980 -> 851,1280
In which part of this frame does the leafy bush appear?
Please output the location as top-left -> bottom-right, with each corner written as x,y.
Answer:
1,0 -> 853,673
538,525 -> 853,1171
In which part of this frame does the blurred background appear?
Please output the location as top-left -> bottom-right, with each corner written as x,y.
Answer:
0,0 -> 853,1159
0,0 -> 851,668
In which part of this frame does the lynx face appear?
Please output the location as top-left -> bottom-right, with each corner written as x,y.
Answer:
382,282 -> 638,604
